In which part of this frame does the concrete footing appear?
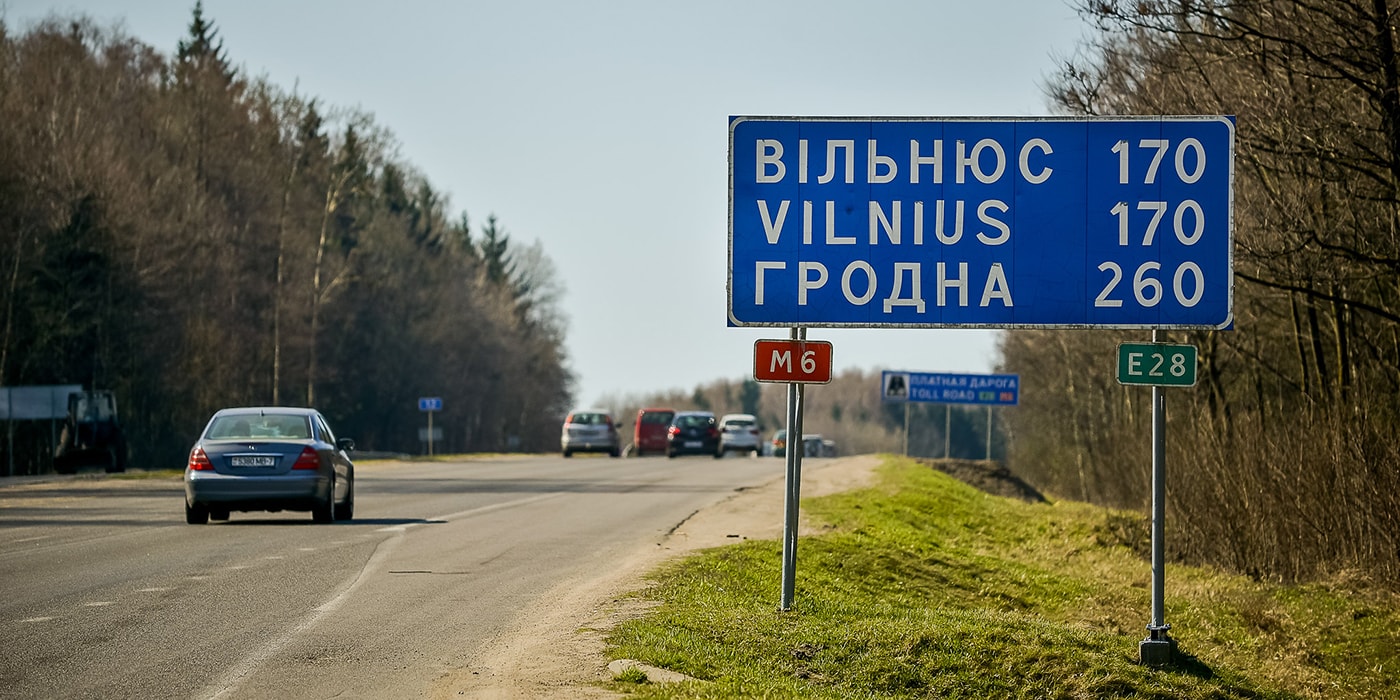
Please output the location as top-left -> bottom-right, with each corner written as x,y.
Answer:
1136,638 -> 1170,663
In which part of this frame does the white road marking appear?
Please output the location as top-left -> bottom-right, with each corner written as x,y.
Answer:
202,529 -> 405,699
200,492 -> 568,699
83,602 -> 114,607
20,617 -> 54,623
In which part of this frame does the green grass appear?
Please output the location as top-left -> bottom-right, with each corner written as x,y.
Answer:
606,456 -> 1399,699
107,469 -> 182,480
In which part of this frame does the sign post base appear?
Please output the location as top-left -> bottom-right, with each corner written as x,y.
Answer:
1139,625 -> 1174,666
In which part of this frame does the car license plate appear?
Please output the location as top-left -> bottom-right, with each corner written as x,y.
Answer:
684,441 -> 702,448
230,455 -> 277,467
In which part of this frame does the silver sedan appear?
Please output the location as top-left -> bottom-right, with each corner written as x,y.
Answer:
183,407 -> 355,524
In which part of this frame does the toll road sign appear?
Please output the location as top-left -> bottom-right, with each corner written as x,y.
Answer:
754,339 -> 833,383
881,370 -> 1019,405
1117,343 -> 1197,386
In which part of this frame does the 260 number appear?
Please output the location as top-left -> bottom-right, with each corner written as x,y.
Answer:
1095,261 -> 1204,308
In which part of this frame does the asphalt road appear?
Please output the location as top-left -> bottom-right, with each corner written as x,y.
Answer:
0,453 -> 786,699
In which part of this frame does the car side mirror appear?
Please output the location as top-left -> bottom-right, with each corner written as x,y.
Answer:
338,438 -> 356,452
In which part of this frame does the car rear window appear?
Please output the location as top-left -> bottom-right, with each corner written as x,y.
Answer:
640,411 -> 674,424
725,419 -> 756,428
208,414 -> 311,439
676,415 -> 712,428
568,412 -> 610,425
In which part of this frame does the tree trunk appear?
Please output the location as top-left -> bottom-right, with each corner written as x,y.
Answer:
0,226 -> 24,384
1290,291 -> 1311,398
1306,293 -> 1331,401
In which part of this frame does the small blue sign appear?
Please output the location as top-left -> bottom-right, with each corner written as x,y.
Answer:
729,116 -> 1234,329
881,371 -> 1019,406
418,397 -> 442,412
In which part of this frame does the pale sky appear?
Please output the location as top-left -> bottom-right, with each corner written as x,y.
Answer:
4,1 -> 1090,406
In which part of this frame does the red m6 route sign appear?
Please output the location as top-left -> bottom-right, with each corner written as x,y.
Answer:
753,339 -> 833,384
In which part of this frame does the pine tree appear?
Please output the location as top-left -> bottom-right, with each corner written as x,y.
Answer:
479,214 -> 513,286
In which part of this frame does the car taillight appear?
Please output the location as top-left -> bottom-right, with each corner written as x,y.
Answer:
707,427 -> 719,438
188,447 -> 213,471
292,447 -> 321,470
668,426 -> 679,436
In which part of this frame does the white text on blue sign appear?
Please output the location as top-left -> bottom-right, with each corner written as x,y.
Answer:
728,117 -> 1234,329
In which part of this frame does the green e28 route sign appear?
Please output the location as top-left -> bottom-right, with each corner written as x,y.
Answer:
1117,343 -> 1197,387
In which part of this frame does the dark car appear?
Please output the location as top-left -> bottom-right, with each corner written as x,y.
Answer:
666,411 -> 720,458
560,408 -> 621,457
768,429 -> 787,457
632,407 -> 675,457
184,407 -> 355,524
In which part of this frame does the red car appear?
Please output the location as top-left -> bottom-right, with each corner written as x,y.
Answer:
632,408 -> 675,457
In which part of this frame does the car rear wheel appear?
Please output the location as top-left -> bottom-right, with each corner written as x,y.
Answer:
563,450 -> 573,458
210,508 -> 230,521
313,476 -> 335,523
334,481 -> 354,521
185,500 -> 209,525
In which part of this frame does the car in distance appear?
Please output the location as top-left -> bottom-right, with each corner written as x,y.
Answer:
561,409 -> 621,457
768,429 -> 787,457
632,407 -> 675,457
717,413 -> 762,456
666,411 -> 720,458
184,407 -> 355,524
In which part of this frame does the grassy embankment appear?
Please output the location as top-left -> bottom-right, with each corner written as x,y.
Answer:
607,456 -> 1397,699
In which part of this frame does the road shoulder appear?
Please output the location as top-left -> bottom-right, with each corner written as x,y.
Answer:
434,454 -> 882,699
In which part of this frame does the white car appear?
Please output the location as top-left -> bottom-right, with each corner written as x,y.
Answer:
560,409 -> 621,457
717,414 -> 762,456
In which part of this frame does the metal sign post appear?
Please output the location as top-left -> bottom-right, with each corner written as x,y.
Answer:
1115,333 -> 1198,665
944,405 -> 951,459
780,327 -> 805,611
986,406 -> 993,461
418,397 -> 442,456
751,329 -> 829,611
903,402 -> 910,457
1142,376 -> 1171,662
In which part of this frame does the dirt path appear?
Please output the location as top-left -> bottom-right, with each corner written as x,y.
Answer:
432,454 -> 882,699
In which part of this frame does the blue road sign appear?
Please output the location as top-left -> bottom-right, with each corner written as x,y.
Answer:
418,397 -> 442,412
881,371 -> 1019,406
728,117 -> 1234,329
